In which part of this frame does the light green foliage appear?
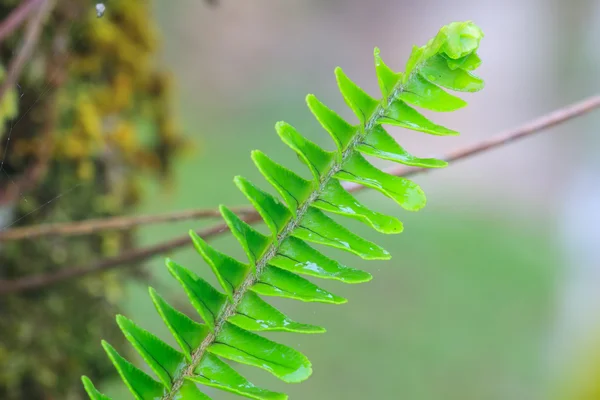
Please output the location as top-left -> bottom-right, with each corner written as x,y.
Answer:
84,21 -> 484,399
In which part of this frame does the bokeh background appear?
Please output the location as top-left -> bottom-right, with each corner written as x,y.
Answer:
1,0 -> 600,399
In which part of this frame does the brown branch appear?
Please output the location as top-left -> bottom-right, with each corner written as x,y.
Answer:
0,0 -> 45,43
0,213 -> 263,296
0,0 -> 53,104
3,95 -> 600,241
0,207 -> 255,241
0,94 -> 598,295
346,94 -> 600,189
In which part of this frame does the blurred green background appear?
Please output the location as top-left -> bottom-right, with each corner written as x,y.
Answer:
3,0 -> 600,399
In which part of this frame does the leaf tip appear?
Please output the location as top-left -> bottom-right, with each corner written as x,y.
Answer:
82,376 -> 107,400
165,258 -> 179,276
305,93 -> 318,109
81,375 -> 93,390
282,362 -> 313,383
218,204 -> 235,220
368,248 -> 392,260
274,120 -> 287,130
188,228 -> 199,238
250,149 -> 264,163
147,286 -> 158,298
333,66 -> 345,82
362,272 -> 374,283
115,314 -> 129,330
233,175 -> 244,186
100,339 -> 113,354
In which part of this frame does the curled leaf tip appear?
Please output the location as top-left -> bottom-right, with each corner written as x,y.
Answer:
442,20 -> 484,59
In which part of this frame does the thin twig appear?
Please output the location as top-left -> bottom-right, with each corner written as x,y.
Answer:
0,0 -> 44,43
3,95 -> 600,241
0,94 -> 598,295
0,213 -> 264,295
346,94 -> 600,190
0,0 -> 53,104
0,1 -> 71,211
0,207 -> 254,240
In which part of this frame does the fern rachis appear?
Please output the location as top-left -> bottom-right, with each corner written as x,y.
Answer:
82,21 -> 485,399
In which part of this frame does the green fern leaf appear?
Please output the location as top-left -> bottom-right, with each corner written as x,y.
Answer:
82,376 -> 113,400
306,94 -> 356,151
316,179 -> 404,233
356,125 -> 448,168
251,265 -> 347,304
234,176 -> 290,239
189,353 -> 286,400
251,150 -> 314,215
178,380 -> 213,399
167,260 -> 227,330
149,288 -> 209,360
270,236 -> 372,283
230,291 -> 325,333
208,323 -> 312,382
116,315 -> 186,389
102,341 -> 165,399
84,20 -> 485,399
220,205 -> 271,265
190,231 -> 250,298
373,47 -> 402,97
275,121 -> 336,181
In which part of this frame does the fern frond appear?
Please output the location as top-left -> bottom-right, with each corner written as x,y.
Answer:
83,21 -> 485,399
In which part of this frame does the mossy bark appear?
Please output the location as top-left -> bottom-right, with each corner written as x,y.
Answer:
0,1 -> 185,398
